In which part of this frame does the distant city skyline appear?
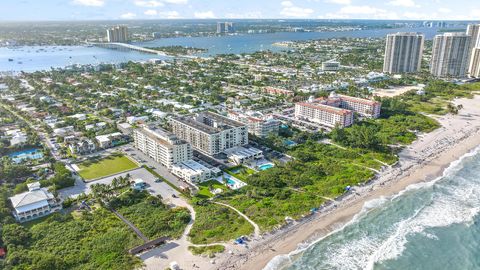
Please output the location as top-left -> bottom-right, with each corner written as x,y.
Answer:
1,0 -> 480,21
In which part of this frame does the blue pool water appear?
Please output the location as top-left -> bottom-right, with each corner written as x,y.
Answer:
259,163 -> 274,171
284,140 -> 297,147
227,178 -> 236,185
8,149 -> 43,163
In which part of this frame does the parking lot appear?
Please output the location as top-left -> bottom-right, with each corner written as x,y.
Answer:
59,167 -> 180,200
119,144 -> 194,190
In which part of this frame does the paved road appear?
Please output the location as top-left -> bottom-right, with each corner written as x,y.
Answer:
58,167 -> 179,200
121,144 -> 195,190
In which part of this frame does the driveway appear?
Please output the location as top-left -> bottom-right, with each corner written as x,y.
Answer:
120,144 -> 194,190
58,167 -> 179,200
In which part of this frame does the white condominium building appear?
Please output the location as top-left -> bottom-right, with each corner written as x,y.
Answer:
467,24 -> 480,51
383,32 -> 424,74
334,93 -> 381,118
171,111 -> 248,156
228,110 -> 280,138
430,33 -> 471,78
133,126 -> 192,168
295,101 -> 354,128
171,160 -> 213,184
469,48 -> 480,78
107,25 -> 129,43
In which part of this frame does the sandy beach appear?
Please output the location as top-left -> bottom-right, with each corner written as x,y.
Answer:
140,95 -> 480,270
213,95 -> 480,270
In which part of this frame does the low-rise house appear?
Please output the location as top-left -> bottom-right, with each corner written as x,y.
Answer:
224,146 -> 264,165
85,122 -> 107,131
9,182 -> 61,223
95,132 -> 124,148
9,131 -> 28,146
126,115 -> 149,125
53,126 -> 75,137
68,138 -> 96,155
68,113 -> 87,121
117,122 -> 133,135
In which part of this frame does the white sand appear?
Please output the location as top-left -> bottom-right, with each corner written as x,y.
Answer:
141,95 -> 480,270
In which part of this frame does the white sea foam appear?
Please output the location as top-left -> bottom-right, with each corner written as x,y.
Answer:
264,145 -> 480,270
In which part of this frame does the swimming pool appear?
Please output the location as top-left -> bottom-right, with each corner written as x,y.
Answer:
258,163 -> 274,171
227,178 -> 236,185
218,174 -> 247,190
8,149 -> 44,163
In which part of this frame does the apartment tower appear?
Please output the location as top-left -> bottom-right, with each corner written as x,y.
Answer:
430,33 -> 471,78
383,32 -> 424,74
467,24 -> 480,77
106,25 -> 129,43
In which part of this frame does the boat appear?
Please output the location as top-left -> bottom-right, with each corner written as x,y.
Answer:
8,58 -> 13,61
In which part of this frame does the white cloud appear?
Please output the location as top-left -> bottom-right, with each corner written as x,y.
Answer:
280,1 -> 314,18
388,0 -> 419,8
120,12 -> 137,19
194,11 -> 216,19
324,0 -> 351,5
438,7 -> 451,13
163,0 -> 188,4
134,0 -> 187,7
72,0 -> 104,7
144,9 -> 158,15
225,11 -> 262,19
322,5 -> 399,19
159,11 -> 182,18
134,1 -> 164,7
403,11 -> 430,19
339,5 -> 385,15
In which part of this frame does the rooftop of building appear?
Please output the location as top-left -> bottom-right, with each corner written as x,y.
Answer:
296,102 -> 352,116
173,115 -> 219,135
9,187 -> 55,213
199,111 -> 245,128
174,111 -> 246,134
136,126 -> 186,147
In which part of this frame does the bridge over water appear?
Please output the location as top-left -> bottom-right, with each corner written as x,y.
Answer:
87,42 -> 199,59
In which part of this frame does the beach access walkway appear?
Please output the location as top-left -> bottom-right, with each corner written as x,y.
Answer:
214,202 -> 261,238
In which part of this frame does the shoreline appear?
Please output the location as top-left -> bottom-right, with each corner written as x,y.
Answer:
216,95 -> 480,270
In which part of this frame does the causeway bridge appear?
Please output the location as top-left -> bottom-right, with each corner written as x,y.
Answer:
86,42 -> 201,59
87,42 -> 168,56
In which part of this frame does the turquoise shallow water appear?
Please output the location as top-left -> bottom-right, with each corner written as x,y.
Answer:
266,145 -> 480,270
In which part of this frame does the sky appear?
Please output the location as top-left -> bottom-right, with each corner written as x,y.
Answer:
1,0 -> 480,21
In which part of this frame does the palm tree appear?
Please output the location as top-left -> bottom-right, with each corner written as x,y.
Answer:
111,177 -> 120,190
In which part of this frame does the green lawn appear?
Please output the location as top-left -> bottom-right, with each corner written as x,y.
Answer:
197,180 -> 228,199
78,154 -> 138,181
224,165 -> 256,181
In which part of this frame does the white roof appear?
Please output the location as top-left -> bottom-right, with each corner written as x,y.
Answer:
9,188 -> 54,212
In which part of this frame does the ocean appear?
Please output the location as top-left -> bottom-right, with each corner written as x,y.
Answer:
266,145 -> 480,270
